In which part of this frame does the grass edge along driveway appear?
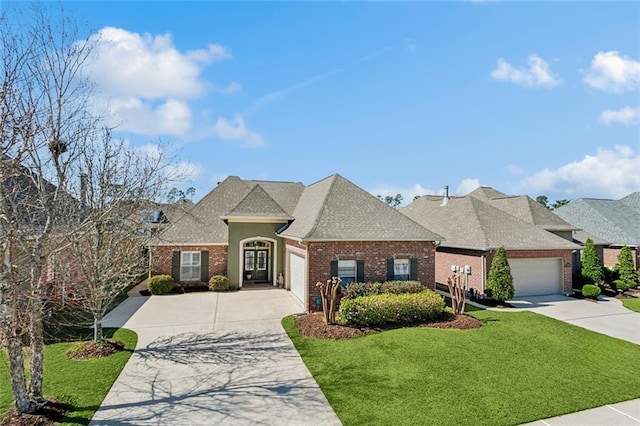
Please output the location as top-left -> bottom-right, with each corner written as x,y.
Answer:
283,310 -> 640,426
1,328 -> 137,425
621,297 -> 640,313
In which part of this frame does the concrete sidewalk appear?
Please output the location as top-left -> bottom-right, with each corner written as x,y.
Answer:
91,289 -> 341,425
523,398 -> 640,425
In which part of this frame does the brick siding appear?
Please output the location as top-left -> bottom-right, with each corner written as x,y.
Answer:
150,245 -> 228,284
603,247 -> 639,270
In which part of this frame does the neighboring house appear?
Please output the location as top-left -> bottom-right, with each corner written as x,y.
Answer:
400,188 -> 581,298
554,194 -> 640,269
149,174 -> 443,312
141,198 -> 195,235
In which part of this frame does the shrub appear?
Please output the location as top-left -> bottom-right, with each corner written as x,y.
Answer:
582,284 -> 601,299
341,280 -> 425,300
581,238 -> 604,285
209,275 -> 230,292
147,275 -> 174,295
339,290 -> 445,327
486,247 -> 514,302
380,280 -> 425,295
613,280 -> 633,292
604,267 -> 620,284
614,246 -> 638,285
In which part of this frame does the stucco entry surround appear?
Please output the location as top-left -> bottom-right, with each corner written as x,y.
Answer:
237,236 -> 279,288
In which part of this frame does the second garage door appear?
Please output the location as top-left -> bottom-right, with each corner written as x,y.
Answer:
508,258 -> 563,297
289,252 -> 306,305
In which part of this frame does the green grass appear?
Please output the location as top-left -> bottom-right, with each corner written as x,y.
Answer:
1,328 -> 137,425
284,311 -> 640,426
621,297 -> 640,312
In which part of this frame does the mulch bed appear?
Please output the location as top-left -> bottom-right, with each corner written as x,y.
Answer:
0,399 -> 69,426
294,312 -> 482,339
66,339 -> 125,360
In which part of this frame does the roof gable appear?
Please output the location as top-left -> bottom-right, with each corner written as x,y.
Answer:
280,174 -> 442,241
223,184 -> 291,219
489,195 -> 578,231
466,186 -> 508,201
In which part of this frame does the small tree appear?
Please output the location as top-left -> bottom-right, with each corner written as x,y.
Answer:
614,246 -> 638,285
316,277 -> 341,324
581,238 -> 604,285
446,272 -> 466,315
486,247 -> 514,302
536,195 -> 549,209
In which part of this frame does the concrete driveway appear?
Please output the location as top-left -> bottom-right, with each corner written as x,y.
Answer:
507,294 -> 640,345
91,289 -> 341,425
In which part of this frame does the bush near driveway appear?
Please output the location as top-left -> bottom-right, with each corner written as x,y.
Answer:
147,274 -> 174,295
340,290 -> 445,327
284,311 -> 640,426
582,284 -> 601,299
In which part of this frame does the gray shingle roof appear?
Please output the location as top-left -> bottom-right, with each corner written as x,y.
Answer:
279,174 -> 443,241
246,180 -> 304,215
554,197 -> 640,246
401,196 -> 580,251
621,192 -> 640,211
488,195 -> 578,231
467,186 -> 508,201
223,184 -> 291,219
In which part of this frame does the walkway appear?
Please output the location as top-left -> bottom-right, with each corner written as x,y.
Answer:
91,289 -> 341,425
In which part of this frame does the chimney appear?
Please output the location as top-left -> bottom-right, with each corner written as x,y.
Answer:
441,185 -> 449,206
80,173 -> 88,208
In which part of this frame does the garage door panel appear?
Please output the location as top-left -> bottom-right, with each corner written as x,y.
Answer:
289,253 -> 306,305
508,258 -> 562,297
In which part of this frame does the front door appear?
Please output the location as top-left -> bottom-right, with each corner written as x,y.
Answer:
244,248 -> 269,282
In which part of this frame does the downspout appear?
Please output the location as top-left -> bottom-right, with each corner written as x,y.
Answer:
481,252 -> 486,295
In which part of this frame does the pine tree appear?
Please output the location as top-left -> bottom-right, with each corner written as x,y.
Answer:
487,247 -> 515,302
615,246 -> 638,284
581,238 -> 604,285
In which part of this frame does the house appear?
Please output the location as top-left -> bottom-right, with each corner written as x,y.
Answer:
149,174 -> 443,311
400,188 -> 581,298
554,193 -> 640,269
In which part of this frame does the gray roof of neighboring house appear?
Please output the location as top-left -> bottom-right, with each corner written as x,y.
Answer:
572,230 -> 610,246
554,197 -> 640,246
279,174 -> 443,242
223,184 -> 292,219
488,195 -> 578,231
401,196 -> 580,251
621,192 -> 640,211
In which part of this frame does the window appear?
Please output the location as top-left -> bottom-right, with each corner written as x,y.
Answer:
181,251 -> 201,281
394,259 -> 410,281
244,251 -> 255,271
257,251 -> 267,271
338,260 -> 357,284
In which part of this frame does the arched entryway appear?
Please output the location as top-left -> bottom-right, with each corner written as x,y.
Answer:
239,237 -> 277,287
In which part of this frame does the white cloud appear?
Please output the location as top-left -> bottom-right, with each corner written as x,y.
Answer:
107,97 -> 192,136
166,161 -> 203,182
520,145 -> 640,199
599,106 -> 640,126
212,115 -> 264,148
584,51 -> 640,93
88,27 -> 230,99
455,178 -> 481,196
490,55 -> 561,88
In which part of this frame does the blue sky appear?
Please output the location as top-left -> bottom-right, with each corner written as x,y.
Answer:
12,1 -> 640,203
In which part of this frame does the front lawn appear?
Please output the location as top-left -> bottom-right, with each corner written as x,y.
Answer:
1,328 -> 137,425
284,310 -> 640,425
621,297 -> 640,313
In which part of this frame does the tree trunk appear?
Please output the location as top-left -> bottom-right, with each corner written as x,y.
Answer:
94,315 -> 103,342
29,300 -> 45,402
6,337 -> 36,414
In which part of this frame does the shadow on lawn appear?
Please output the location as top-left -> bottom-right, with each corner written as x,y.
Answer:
90,330 -> 336,425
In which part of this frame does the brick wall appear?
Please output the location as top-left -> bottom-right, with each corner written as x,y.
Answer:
301,240 -> 436,312
150,245 -> 228,284
603,247 -> 638,269
435,248 -> 485,294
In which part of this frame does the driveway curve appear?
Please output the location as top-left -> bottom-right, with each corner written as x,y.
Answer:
91,289 -> 341,425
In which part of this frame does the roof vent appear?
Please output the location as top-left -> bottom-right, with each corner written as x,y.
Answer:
441,185 -> 449,206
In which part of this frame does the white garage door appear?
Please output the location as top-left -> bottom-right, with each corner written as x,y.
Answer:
508,258 -> 563,297
289,253 -> 306,304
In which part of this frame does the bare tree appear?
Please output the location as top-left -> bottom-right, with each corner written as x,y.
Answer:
0,4 -> 98,413
60,129 -> 166,342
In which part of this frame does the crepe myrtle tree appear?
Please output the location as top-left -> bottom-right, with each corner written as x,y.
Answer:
486,247 -> 514,302
0,4 -> 99,413
60,129 -> 167,342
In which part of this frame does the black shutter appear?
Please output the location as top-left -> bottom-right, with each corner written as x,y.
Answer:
330,260 -> 338,279
386,258 -> 395,281
171,251 -> 180,282
356,260 -> 365,283
410,258 -> 418,281
200,250 -> 209,282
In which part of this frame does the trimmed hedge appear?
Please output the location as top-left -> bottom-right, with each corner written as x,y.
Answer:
209,275 -> 230,292
581,284 -> 601,299
340,290 -> 445,327
613,280 -> 633,292
341,280 -> 425,300
147,275 -> 174,295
